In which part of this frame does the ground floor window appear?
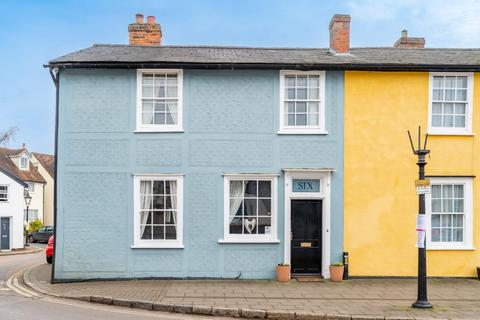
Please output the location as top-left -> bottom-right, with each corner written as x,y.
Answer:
426,177 -> 473,250
24,209 -> 39,222
133,175 -> 183,248
223,174 -> 277,242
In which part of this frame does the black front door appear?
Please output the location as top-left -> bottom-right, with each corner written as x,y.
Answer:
1,217 -> 10,250
291,200 -> 322,274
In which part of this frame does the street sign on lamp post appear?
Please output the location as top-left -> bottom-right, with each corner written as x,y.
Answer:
408,126 -> 433,309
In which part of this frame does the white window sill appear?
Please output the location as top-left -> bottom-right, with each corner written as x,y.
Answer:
134,129 -> 184,133
131,244 -> 184,249
427,129 -> 474,136
218,239 -> 280,244
277,130 -> 328,135
427,247 -> 475,251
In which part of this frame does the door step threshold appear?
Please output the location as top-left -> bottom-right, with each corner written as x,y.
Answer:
293,275 -> 324,282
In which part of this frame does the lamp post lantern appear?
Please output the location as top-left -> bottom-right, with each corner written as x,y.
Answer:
24,190 -> 32,247
408,126 -> 433,309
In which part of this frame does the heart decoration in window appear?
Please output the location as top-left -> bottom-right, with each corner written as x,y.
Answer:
244,218 -> 256,234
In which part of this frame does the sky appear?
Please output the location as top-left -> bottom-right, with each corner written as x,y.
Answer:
0,0 -> 479,154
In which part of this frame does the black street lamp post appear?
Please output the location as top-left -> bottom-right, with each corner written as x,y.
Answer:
24,190 -> 32,247
408,127 -> 433,309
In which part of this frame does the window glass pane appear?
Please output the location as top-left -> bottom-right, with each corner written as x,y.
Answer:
166,112 -> 176,125
152,212 -> 164,224
153,196 -> 164,209
456,89 -> 467,101
296,88 -> 307,99
166,86 -> 177,98
441,228 -> 452,242
432,115 -> 442,127
453,229 -> 463,242
444,89 -> 455,101
454,199 -> 464,212
141,226 -> 152,239
287,114 -> 295,126
165,226 -> 176,239
296,114 -> 307,126
229,217 -> 243,234
258,181 -> 271,197
431,214 -> 440,227
431,228 -> 440,242
308,113 -> 319,126
308,102 -> 319,113
165,211 -> 176,224
166,74 -> 178,84
152,181 -> 164,194
443,115 -> 453,127
286,88 -> 295,99
454,103 -> 466,116
142,112 -> 153,124
452,214 -> 463,227
454,116 -> 465,128
433,76 -> 443,88
142,101 -> 153,113
285,76 -> 295,87
229,199 -> 243,216
258,198 -> 271,215
443,199 -> 453,212
431,199 -> 442,212
443,185 -> 453,198
432,102 -> 442,114
154,113 -> 166,125
457,76 -> 467,88
257,217 -> 271,234
443,103 -> 454,114
441,214 -> 452,227
244,199 -> 257,216
297,76 -> 307,86
285,102 -> 295,113
445,77 -> 456,88
308,88 -> 319,99
244,181 -> 257,197
154,85 -> 166,98
432,89 -> 443,101
454,185 -> 464,198
154,102 -> 165,112
230,180 -> 243,197
431,185 -> 441,198
296,102 -> 307,113
143,74 -> 154,85
152,226 -> 164,239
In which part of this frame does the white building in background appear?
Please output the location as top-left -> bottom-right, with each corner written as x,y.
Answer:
0,145 -> 54,250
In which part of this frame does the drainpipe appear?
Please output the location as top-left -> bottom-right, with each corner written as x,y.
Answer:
48,67 -> 59,284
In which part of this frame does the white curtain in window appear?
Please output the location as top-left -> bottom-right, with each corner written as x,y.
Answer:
140,181 -> 151,238
168,181 -> 177,234
229,181 -> 243,223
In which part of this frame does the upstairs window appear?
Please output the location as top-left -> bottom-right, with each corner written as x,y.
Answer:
27,182 -> 35,193
136,69 -> 183,132
0,185 -> 7,202
429,73 -> 473,135
279,71 -> 326,134
20,154 -> 29,170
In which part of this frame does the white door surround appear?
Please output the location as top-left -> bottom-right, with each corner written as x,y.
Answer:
283,169 -> 333,279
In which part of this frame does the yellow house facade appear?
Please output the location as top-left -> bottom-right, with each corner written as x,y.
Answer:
345,71 -> 479,277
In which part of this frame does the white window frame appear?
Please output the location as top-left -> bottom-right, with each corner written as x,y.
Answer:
135,69 -> 184,133
132,174 -> 184,249
20,154 -> 29,170
426,177 -> 474,250
278,70 -> 327,135
219,174 -> 279,244
428,72 -> 474,136
27,182 -> 35,193
0,185 -> 8,202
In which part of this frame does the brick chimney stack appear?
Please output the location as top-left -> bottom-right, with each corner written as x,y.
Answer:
394,30 -> 425,48
128,13 -> 162,46
329,14 -> 351,54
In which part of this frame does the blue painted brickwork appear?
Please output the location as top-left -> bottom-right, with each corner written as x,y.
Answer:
55,69 -> 344,280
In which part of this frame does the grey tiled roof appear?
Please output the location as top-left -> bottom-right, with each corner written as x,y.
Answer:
48,45 -> 480,70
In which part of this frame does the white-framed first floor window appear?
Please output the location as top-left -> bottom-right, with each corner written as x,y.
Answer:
27,182 -> 35,193
0,185 -> 7,202
428,72 -> 474,135
220,174 -> 278,243
426,177 -> 473,250
136,69 -> 183,132
279,70 -> 326,135
24,209 -> 39,222
132,174 -> 184,248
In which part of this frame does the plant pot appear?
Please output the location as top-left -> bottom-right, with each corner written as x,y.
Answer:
330,265 -> 344,282
477,267 -> 480,280
276,265 -> 291,282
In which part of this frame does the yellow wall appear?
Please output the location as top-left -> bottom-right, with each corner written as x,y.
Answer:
344,71 -> 480,277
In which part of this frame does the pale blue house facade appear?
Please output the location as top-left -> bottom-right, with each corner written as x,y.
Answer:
49,45 -> 345,281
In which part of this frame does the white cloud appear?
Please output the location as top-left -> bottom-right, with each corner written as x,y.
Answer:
346,0 -> 480,47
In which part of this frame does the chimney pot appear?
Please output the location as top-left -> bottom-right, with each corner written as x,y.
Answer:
329,14 -> 351,54
128,13 -> 162,46
401,30 -> 408,38
22,143 -> 26,149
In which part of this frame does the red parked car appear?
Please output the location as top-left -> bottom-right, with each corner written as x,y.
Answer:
46,235 -> 54,264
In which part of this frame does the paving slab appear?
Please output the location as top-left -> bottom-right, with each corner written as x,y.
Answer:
23,263 -> 480,320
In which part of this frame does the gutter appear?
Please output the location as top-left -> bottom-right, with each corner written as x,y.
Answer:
44,62 -> 480,72
48,68 -> 59,284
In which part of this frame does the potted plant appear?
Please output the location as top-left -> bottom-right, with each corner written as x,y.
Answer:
329,262 -> 344,282
276,263 -> 291,282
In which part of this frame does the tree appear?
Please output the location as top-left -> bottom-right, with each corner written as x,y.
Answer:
0,127 -> 18,146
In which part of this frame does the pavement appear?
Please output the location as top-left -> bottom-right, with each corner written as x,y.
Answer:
22,263 -> 480,320
0,244 -> 43,256
1,245 -> 217,320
